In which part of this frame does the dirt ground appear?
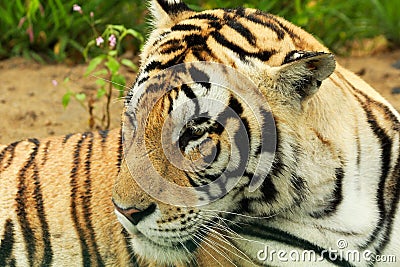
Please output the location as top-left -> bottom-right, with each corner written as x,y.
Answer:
1,50 -> 400,144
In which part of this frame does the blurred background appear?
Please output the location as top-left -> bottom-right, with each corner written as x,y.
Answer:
1,0 -> 399,61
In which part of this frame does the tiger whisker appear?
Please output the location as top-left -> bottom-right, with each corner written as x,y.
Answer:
194,231 -> 238,267
198,228 -> 255,265
177,233 -> 198,266
191,233 -> 225,267
199,212 -> 244,229
202,208 -> 280,219
89,74 -> 132,90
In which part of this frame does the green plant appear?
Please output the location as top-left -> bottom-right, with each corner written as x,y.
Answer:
369,0 -> 400,45
0,0 -> 146,62
62,22 -> 143,130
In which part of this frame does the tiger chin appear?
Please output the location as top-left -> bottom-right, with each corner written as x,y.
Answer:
112,0 -> 400,267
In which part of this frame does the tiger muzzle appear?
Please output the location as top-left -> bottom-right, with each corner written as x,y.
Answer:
113,202 -> 156,225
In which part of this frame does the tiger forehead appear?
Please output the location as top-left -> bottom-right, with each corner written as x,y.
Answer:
148,8 -> 299,64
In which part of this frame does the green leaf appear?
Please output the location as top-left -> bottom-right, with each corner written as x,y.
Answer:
85,55 -> 105,76
93,69 -> 108,76
108,50 -> 118,57
97,88 -> 107,98
111,74 -> 126,95
75,93 -> 86,102
105,56 -> 120,74
121,58 -> 138,72
126,29 -> 144,42
62,91 -> 71,108
95,79 -> 107,87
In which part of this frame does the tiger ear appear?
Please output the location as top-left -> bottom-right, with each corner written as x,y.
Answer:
150,0 -> 193,28
274,51 -> 336,101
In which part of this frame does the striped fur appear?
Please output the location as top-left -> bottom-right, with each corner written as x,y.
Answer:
0,130 -> 226,266
113,0 -> 400,266
0,130 -> 138,266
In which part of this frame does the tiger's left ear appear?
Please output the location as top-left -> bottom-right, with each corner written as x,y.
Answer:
274,51 -> 336,102
150,0 -> 194,28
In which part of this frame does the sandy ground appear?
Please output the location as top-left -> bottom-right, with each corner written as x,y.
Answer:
1,50 -> 400,144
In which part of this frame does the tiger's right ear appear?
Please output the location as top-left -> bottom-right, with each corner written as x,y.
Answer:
272,51 -> 336,103
150,0 -> 194,28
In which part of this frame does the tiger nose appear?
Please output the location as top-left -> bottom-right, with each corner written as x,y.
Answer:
113,202 -> 156,225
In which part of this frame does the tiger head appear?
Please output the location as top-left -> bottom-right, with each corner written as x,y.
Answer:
112,0 -> 336,264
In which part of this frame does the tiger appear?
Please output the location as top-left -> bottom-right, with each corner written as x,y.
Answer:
112,0 -> 400,266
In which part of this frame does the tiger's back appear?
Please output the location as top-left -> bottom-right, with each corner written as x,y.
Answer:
0,129 -> 136,266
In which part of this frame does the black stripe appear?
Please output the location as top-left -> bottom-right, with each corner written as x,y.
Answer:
150,31 -> 171,48
181,84 -> 200,115
245,13 -> 286,40
83,133 -> 105,266
181,84 -> 196,99
311,167 -> 344,218
167,93 -> 175,114
226,20 -> 256,46
41,140 -> 51,167
136,76 -> 149,88
377,150 -> 400,254
290,173 -> 308,201
156,0 -> 191,16
70,134 -> 91,266
159,39 -> 185,54
188,66 -> 211,91
98,130 -> 109,144
228,96 -> 243,116
30,139 -> 53,266
231,224 -> 355,267
210,31 -> 276,61
15,138 -> 40,266
184,33 -> 207,48
0,219 -> 15,266
185,172 -> 201,187
117,129 -> 123,171
0,141 -> 19,171
171,24 -> 202,32
259,109 -> 276,154
190,13 -> 220,21
255,11 -> 300,40
125,90 -> 134,105
63,133 -> 74,144
160,53 -> 187,70
235,7 -> 246,17
204,169 -> 225,183
259,124 -> 281,202
337,72 -> 399,252
353,97 -> 392,250
239,197 -> 251,214
260,173 -> 278,203
217,96 -> 251,179
143,61 -> 162,74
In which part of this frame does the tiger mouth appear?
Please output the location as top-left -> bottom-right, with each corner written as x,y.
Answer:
138,231 -> 199,252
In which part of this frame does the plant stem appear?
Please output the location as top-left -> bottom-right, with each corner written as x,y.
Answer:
106,72 -> 112,129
